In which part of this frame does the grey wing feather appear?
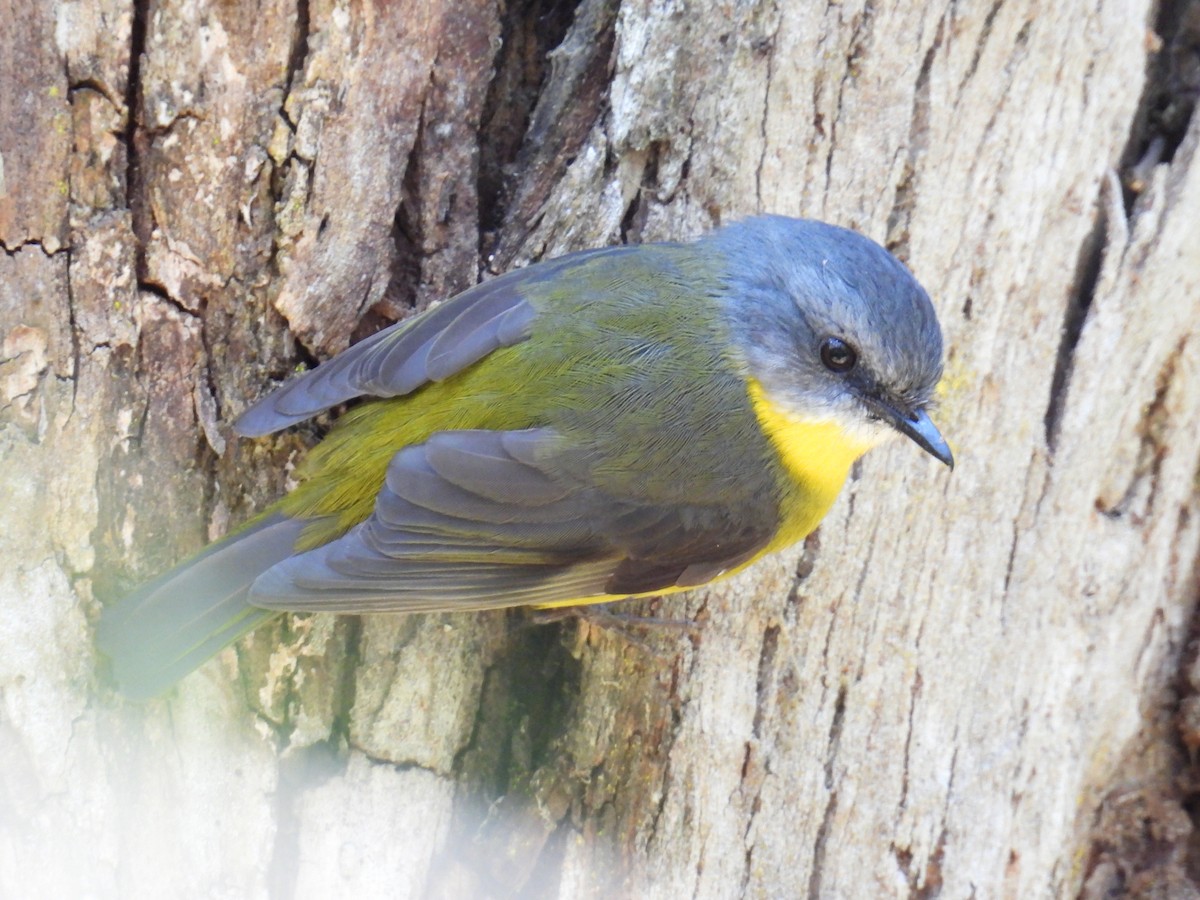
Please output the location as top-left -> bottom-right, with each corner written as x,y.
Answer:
235,246 -> 632,437
235,283 -> 532,436
423,429 -> 574,504
247,428 -> 772,613
424,291 -> 537,381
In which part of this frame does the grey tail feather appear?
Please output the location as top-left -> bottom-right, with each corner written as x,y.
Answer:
95,514 -> 306,700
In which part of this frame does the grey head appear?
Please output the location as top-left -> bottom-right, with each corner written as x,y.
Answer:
709,215 -> 952,466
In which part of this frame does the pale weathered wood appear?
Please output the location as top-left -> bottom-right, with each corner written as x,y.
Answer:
2,0 -> 1198,897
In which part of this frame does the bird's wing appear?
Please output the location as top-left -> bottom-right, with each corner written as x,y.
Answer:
235,246 -> 637,437
247,428 -> 772,612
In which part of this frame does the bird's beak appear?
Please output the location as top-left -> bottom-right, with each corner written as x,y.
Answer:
871,397 -> 954,468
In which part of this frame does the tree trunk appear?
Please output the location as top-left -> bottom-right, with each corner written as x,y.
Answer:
3,0 -> 1199,896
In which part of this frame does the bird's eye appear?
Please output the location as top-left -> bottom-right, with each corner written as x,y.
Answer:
820,337 -> 857,373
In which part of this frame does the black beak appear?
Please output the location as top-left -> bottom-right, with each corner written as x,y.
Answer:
870,397 -> 954,468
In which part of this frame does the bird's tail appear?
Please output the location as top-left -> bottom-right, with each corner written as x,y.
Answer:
95,514 -> 306,700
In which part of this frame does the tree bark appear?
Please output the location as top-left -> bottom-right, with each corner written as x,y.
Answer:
2,0 -> 1199,896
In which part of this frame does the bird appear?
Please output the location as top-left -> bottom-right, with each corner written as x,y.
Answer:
96,215 -> 953,699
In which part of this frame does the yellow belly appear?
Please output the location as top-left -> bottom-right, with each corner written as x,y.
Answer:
533,581 -> 698,609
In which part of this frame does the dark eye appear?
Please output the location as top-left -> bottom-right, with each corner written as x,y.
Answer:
820,337 -> 857,373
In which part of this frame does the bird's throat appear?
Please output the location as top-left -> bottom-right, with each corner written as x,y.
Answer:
748,378 -> 874,540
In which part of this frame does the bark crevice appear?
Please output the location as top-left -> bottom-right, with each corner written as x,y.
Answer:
807,685 -> 848,900
1042,195 -> 1107,454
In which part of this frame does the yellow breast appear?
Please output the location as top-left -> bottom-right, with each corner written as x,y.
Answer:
747,378 -> 875,550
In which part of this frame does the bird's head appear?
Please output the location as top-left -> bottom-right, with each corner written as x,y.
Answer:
713,216 -> 953,468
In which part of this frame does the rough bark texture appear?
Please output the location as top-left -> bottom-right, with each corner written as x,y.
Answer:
2,0 -> 1199,896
